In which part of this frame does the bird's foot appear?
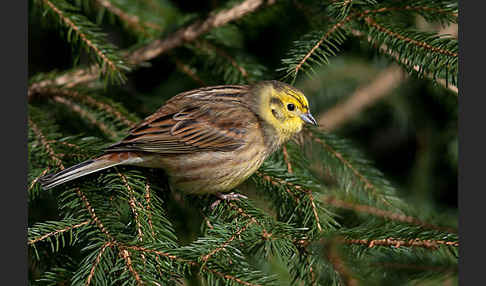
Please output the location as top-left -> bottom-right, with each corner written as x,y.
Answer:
210,192 -> 248,209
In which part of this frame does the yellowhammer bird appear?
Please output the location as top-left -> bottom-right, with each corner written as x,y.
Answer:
39,81 -> 317,199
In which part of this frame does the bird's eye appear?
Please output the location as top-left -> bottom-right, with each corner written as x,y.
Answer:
287,103 -> 295,111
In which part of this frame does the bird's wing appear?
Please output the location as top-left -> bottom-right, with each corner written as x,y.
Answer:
105,102 -> 254,154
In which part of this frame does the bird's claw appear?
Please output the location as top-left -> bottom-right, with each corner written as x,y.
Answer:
210,192 -> 247,209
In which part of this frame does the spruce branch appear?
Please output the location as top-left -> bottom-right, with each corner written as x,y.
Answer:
35,0 -> 130,84
28,167 -> 51,193
52,95 -> 119,140
75,187 -> 114,241
307,130 -> 398,209
365,17 -> 456,58
120,245 -> 266,286
195,40 -> 250,82
29,86 -> 137,128
117,171 -> 144,242
29,0 -> 272,90
343,237 -> 458,250
323,196 -> 457,233
172,57 -> 207,86
28,118 -> 65,169
201,220 -> 254,262
325,240 -> 359,286
93,0 -> 163,36
86,241 -> 113,286
282,146 -> 293,174
143,183 -> 156,238
28,219 -> 91,246
317,23 -> 458,129
256,171 -> 323,232
120,249 -> 143,285
281,4 -> 458,81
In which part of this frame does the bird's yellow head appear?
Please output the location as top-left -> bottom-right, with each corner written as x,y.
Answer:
255,81 -> 317,143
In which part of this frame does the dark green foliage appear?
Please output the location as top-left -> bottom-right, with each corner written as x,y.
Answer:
29,0 -> 458,285
32,0 -> 131,84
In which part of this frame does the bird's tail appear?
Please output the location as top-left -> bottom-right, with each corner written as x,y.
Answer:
39,156 -> 124,190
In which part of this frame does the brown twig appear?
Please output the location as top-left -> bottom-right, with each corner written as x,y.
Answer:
201,220 -> 253,262
256,171 -> 300,204
255,172 -> 322,232
308,131 -> 393,208
120,249 -> 143,286
41,0 -> 119,75
29,86 -> 136,127
326,241 -> 359,286
76,187 -> 114,240
128,0 -> 268,64
195,40 -> 250,81
86,242 -> 113,286
144,183 -> 156,237
365,17 -> 457,58
343,237 -> 458,249
29,0 -> 270,90
94,0 -> 162,35
324,196 -> 457,233
172,57 -> 206,86
51,96 -> 119,139
227,202 -> 271,239
282,146 -> 293,174
30,115 -> 114,240
118,172 -> 144,241
318,23 -> 458,129
121,245 -> 262,286
293,5 -> 457,78
28,168 -> 51,192
28,118 -> 65,169
28,220 -> 91,245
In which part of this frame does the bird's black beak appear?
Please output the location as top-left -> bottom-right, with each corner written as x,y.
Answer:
300,112 -> 318,126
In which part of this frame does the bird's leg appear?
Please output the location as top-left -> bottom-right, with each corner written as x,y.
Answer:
210,192 -> 248,209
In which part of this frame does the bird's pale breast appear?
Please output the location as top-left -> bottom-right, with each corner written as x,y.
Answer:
134,127 -> 269,194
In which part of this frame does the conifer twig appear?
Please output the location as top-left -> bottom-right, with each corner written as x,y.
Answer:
94,0 -> 162,34
201,220 -> 253,262
52,96 -> 119,139
40,0 -> 124,78
323,196 -> 457,233
118,172 -> 144,241
120,249 -> 143,286
29,86 -> 136,127
282,146 -> 293,174
326,241 -> 359,286
29,168 -> 51,192
29,0 -> 271,89
86,242 -> 113,286
29,118 -> 65,169
308,132 -> 393,208
256,172 -> 322,231
172,58 -> 206,86
343,237 -> 458,249
144,183 -> 156,237
76,187 -> 114,240
317,23 -> 458,129
120,245 -> 263,286
195,40 -> 250,81
28,220 -> 91,245
364,17 -> 457,58
291,5 -> 457,79
228,202 -> 271,239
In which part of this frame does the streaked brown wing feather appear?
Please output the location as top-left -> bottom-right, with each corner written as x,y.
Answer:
106,88 -> 254,154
